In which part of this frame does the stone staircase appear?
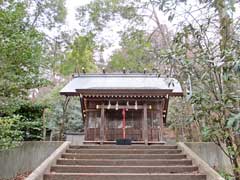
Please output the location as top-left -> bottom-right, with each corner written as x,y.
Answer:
44,145 -> 207,180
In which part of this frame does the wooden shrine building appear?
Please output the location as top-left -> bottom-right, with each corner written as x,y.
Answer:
60,73 -> 183,144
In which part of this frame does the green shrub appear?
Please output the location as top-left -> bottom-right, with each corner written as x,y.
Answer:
0,116 -> 23,150
14,101 -> 48,141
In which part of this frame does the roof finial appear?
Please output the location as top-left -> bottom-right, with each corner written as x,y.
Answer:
123,67 -> 126,74
82,67 -> 86,74
102,67 -> 106,74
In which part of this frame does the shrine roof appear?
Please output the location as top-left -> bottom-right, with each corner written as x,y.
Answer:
60,74 -> 183,96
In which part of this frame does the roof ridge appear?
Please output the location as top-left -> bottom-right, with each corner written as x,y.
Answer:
72,74 -> 169,78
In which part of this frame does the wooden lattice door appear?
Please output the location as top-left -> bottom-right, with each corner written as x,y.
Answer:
105,109 -> 143,141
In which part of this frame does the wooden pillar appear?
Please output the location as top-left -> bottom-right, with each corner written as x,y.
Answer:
100,103 -> 105,144
157,100 -> 164,142
105,109 -> 108,141
142,103 -> 148,145
80,96 -> 88,141
84,112 -> 88,141
94,112 -> 96,141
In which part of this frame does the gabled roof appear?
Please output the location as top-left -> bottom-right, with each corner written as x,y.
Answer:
60,74 -> 183,96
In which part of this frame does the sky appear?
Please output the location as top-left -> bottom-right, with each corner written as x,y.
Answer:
65,0 -> 88,30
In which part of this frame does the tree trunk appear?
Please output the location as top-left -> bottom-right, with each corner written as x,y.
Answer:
225,136 -> 240,180
58,96 -> 71,141
42,108 -> 46,141
232,157 -> 240,180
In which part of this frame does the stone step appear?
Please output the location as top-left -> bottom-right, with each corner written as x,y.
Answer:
66,149 -> 182,154
44,173 -> 206,180
51,165 -> 198,174
61,153 -> 187,159
57,158 -> 193,166
69,145 -> 178,149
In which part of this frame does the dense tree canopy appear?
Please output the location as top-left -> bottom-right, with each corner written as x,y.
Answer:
0,1 -> 44,114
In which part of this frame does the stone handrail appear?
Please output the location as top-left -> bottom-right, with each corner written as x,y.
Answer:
177,142 -> 225,180
26,141 -> 71,180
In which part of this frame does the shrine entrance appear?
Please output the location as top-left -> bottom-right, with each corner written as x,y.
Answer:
60,73 -> 183,144
106,109 -> 143,141
83,99 -> 166,144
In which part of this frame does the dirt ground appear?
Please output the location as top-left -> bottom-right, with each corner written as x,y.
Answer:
1,171 -> 31,180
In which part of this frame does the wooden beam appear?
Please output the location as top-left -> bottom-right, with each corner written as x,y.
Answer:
84,109 -> 100,112
143,103 -> 148,145
97,105 -> 144,110
85,98 -> 165,102
100,103 -> 105,144
76,89 -> 173,95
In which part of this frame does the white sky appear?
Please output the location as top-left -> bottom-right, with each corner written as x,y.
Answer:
65,0 -> 88,30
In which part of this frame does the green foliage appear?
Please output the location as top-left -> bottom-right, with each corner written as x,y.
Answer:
46,97 -> 83,133
26,0 -> 67,29
218,170 -> 234,180
107,30 -> 155,72
37,84 -> 83,133
159,0 -> 240,178
77,0 -> 143,33
0,116 -> 23,150
226,113 -> 240,133
0,0 -> 68,149
60,33 -> 97,75
0,1 -> 46,100
0,101 -> 47,149
14,101 -> 48,141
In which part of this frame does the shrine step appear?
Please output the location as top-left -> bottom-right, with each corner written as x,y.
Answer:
44,173 -> 206,180
66,149 -> 182,154
69,145 -> 178,149
43,145 -> 206,180
50,165 -> 198,173
61,153 -> 186,159
57,159 -> 193,166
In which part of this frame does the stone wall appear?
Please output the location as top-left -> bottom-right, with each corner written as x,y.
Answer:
185,142 -> 232,174
65,134 -> 84,145
0,141 -> 63,179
